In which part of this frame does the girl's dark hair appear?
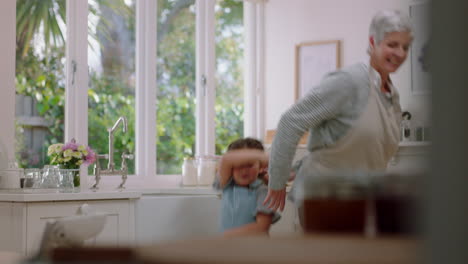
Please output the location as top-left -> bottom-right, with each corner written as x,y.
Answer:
226,137 -> 268,184
227,137 -> 264,152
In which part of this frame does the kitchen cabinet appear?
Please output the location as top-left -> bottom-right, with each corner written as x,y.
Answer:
135,194 -> 221,244
135,192 -> 299,244
0,198 -> 136,256
387,142 -> 430,174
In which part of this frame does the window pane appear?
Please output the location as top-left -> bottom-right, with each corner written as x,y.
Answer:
88,0 -> 136,174
156,0 -> 196,174
15,0 -> 66,168
215,0 -> 244,155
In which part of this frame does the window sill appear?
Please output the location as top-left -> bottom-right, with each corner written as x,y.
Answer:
81,174 -> 219,195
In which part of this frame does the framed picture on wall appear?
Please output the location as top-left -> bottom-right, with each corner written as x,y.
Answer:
410,1 -> 431,95
295,40 -> 341,101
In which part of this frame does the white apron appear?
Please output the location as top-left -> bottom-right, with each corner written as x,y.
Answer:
293,66 -> 401,202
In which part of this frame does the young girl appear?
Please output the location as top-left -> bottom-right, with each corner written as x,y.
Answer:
213,137 -> 280,236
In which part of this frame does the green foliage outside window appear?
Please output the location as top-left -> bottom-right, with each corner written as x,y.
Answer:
15,0 -> 244,175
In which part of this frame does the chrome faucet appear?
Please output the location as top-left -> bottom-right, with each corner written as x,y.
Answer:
92,116 -> 134,190
108,116 -> 127,171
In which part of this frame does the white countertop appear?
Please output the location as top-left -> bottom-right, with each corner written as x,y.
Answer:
398,141 -> 431,147
0,186 -> 222,202
0,189 -> 142,202
139,186 -> 219,195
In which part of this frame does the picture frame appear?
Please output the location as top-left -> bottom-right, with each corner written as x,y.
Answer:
410,1 -> 430,95
295,40 -> 341,101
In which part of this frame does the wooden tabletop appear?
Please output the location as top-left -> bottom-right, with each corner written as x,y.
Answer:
135,234 -> 420,264
0,251 -> 23,264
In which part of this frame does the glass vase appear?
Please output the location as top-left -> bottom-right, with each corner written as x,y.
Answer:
58,165 -> 80,188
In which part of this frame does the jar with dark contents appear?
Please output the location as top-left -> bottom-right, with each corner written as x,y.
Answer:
298,172 -> 370,234
373,173 -> 422,235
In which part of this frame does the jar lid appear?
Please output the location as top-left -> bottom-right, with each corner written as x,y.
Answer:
298,171 -> 370,200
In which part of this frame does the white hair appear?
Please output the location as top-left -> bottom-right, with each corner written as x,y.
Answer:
368,10 -> 413,53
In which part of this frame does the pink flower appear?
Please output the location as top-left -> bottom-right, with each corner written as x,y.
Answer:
62,138 -> 79,151
84,146 -> 97,165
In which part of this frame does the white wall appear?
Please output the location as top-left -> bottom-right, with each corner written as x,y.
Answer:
0,0 -> 16,169
264,0 -> 431,131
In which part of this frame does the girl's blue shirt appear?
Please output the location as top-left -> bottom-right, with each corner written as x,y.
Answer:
213,178 -> 281,232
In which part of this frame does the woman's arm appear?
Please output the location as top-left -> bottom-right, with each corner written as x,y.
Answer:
218,149 -> 268,188
266,71 -> 356,211
223,213 -> 273,237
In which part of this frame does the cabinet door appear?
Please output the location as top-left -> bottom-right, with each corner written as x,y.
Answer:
136,195 -> 220,244
0,202 -> 26,253
26,199 -> 134,256
387,146 -> 429,174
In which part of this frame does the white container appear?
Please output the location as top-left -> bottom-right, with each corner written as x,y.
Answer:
0,169 -> 22,189
182,157 -> 198,186
197,156 -> 218,186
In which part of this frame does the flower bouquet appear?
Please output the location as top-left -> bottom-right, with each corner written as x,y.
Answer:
47,138 -> 96,187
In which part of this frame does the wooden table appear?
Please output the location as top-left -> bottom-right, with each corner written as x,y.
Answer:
0,251 -> 23,264
135,234 -> 420,264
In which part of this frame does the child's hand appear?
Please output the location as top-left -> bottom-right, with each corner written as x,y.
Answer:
259,153 -> 269,170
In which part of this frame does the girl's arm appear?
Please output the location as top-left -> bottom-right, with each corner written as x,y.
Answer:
222,213 -> 273,237
218,149 -> 268,188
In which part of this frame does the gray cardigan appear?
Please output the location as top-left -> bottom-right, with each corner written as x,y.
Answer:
268,62 -> 400,190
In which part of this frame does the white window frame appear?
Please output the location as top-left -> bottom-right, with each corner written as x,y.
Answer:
64,0 -> 265,188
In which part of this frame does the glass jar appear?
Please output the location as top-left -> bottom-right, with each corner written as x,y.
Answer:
182,157 -> 197,186
298,172 -> 370,234
41,165 -> 61,189
401,119 -> 411,142
59,169 -> 75,192
401,111 -> 412,142
24,168 -> 41,188
196,156 -> 219,186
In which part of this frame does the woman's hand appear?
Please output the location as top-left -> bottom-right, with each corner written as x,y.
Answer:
263,188 -> 286,212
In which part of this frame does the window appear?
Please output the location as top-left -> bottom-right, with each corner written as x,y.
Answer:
88,0 -> 136,174
155,0 -> 244,175
156,0 -> 196,174
14,0 -> 263,184
15,0 -> 66,168
214,0 -> 245,155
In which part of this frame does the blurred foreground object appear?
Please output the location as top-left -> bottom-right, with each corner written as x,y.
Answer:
297,171 -> 423,235
135,235 -> 419,264
38,235 -> 419,264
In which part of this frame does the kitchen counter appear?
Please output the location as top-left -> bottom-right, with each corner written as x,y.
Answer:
139,186 -> 219,195
0,189 -> 142,202
0,186 -> 224,202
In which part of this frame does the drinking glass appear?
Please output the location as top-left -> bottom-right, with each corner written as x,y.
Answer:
41,165 -> 61,189
59,169 -> 75,192
24,168 -> 41,188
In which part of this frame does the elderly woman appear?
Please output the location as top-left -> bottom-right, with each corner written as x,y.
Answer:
264,10 -> 414,213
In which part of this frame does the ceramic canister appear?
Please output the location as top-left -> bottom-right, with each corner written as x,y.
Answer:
0,168 -> 22,189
